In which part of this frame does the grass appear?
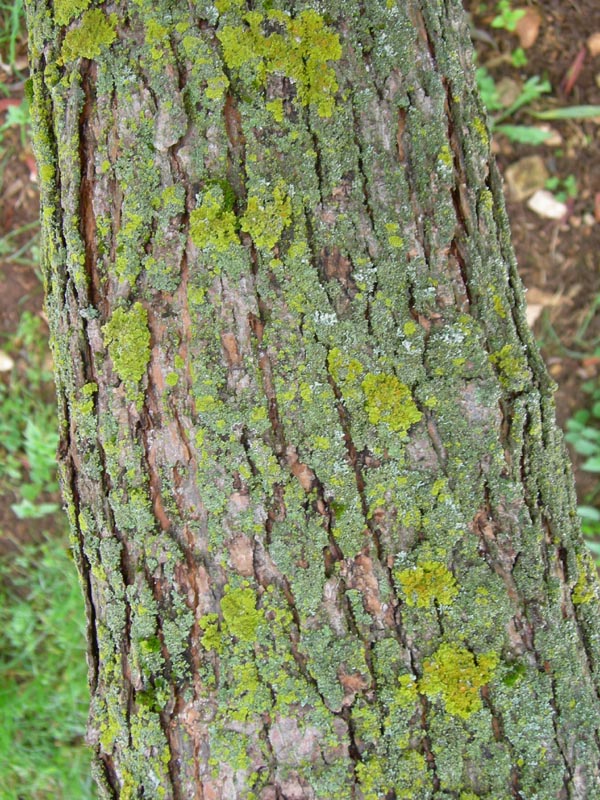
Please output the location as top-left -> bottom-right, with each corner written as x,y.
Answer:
0,309 -> 97,798
0,535 -> 96,800
0,311 -> 60,519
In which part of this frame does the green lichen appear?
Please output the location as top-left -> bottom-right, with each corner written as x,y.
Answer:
395,673 -> 419,708
240,183 -> 292,250
189,187 -> 238,252
419,643 -> 498,719
205,73 -> 230,100
362,373 -> 423,434
220,585 -> 263,643
385,222 -> 404,249
53,0 -> 90,26
488,343 -> 531,392
217,9 -> 342,118
395,561 -> 458,608
572,553 -> 597,605
165,372 -> 178,387
199,613 -> 222,652
266,98 -> 284,122
102,303 -> 151,398
60,9 -> 117,63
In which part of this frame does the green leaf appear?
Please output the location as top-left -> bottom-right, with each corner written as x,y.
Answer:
530,105 -> 600,120
494,125 -> 552,145
572,439 -> 599,456
579,506 -> 600,522
581,456 -> 600,473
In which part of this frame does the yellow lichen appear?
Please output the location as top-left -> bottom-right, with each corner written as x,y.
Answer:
60,9 -> 117,63
362,372 -> 422,434
53,0 -> 90,26
102,302 -> 151,397
217,9 -> 342,118
220,585 -> 263,643
488,343 -> 530,392
189,187 -> 238,252
572,553 -> 597,605
395,561 -> 458,608
241,183 -> 292,250
419,643 -> 498,718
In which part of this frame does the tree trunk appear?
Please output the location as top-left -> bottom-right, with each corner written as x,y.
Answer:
25,0 -> 600,797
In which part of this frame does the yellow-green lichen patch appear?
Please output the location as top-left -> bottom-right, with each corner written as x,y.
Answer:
217,9 -> 342,118
385,222 -> 404,249
395,561 -> 458,608
419,643 -> 498,719
395,673 -> 419,708
266,98 -> 284,122
572,553 -> 598,605
240,183 -> 292,250
362,372 -> 422,434
199,613 -> 222,652
220,585 -> 263,643
189,187 -> 238,252
488,343 -> 531,392
53,0 -> 90,26
61,9 -> 117,63
102,303 -> 151,398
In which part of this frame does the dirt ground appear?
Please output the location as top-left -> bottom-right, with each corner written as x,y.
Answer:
1,0 -> 599,536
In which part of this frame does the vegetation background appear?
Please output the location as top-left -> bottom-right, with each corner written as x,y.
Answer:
0,1 -> 598,797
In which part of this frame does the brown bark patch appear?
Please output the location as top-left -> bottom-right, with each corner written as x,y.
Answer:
228,533 -> 254,577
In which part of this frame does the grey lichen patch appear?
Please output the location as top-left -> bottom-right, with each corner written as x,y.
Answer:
102,302 -> 151,401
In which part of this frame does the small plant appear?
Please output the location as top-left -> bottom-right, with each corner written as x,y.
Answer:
545,174 -> 578,203
475,67 -> 553,144
0,535 -> 96,798
0,0 -> 24,75
0,96 -> 30,147
565,375 -> 600,553
0,311 -> 60,519
511,46 -> 527,68
491,0 -> 526,32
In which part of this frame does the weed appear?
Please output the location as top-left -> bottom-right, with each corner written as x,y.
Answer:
0,97 -> 30,147
491,0 -> 525,33
0,311 -> 60,519
0,0 -> 24,75
0,534 -> 96,799
566,378 -> 600,551
475,70 -> 553,144
545,174 -> 578,203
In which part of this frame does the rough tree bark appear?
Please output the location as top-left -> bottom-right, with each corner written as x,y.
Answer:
24,0 -> 600,797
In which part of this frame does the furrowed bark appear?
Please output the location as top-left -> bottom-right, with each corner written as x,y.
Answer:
25,0 -> 600,797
